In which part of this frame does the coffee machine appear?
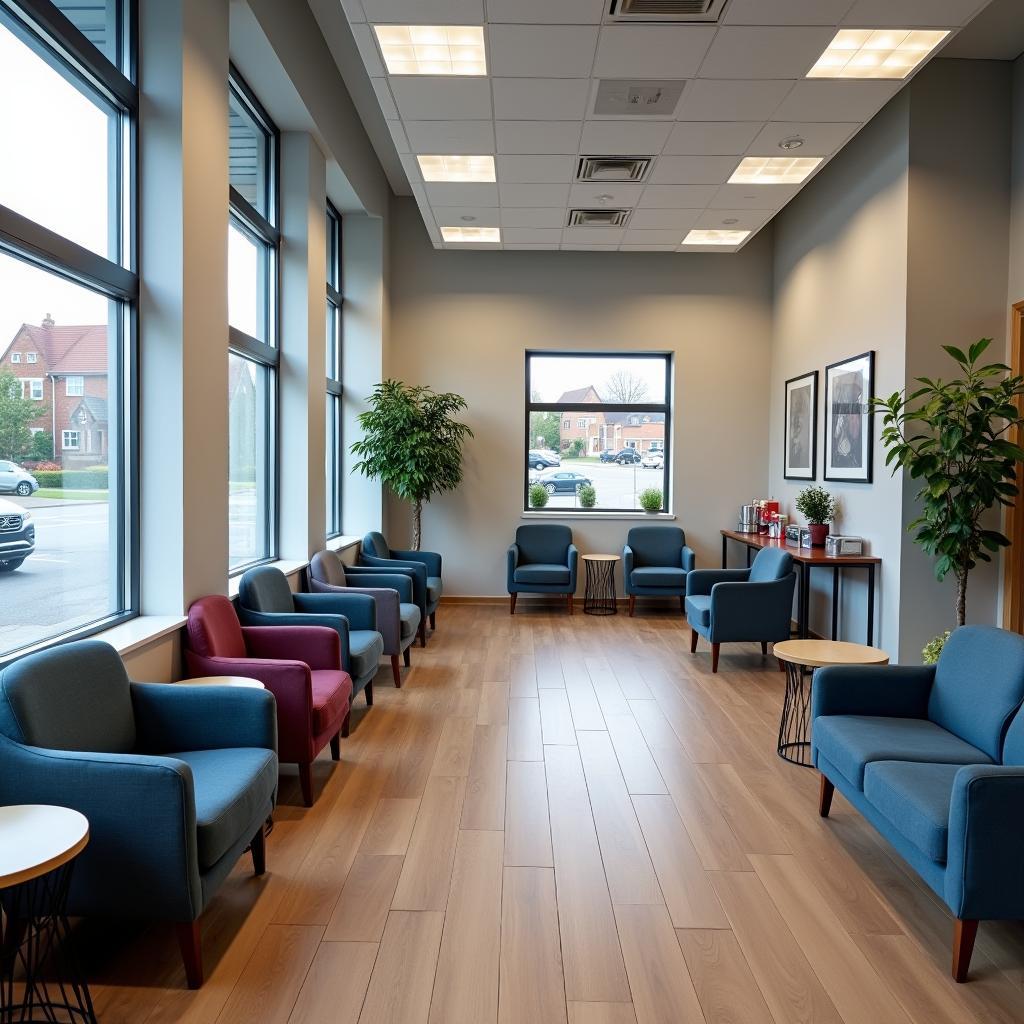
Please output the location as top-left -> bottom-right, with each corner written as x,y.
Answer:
737,503 -> 759,533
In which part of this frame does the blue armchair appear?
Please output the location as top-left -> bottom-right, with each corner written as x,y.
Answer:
238,565 -> 384,707
623,525 -> 696,616
812,626 -> 1024,982
507,524 -> 578,615
360,531 -> 443,647
0,639 -> 278,989
685,546 -> 795,672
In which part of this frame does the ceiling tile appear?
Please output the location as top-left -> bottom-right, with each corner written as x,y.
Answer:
486,0 -> 605,23
771,80 -> 899,121
694,208 -> 770,230
623,228 -> 686,244
709,183 -> 801,208
579,120 -> 673,153
621,244 -> 677,251
638,184 -> 718,208
496,120 -> 582,153
562,227 -> 626,243
648,154 -> 738,184
386,120 -> 410,152
488,24 -> 599,78
505,242 -> 561,249
430,206 -> 500,226
351,24 -> 386,76
698,26 -> 837,79
391,78 -> 492,120
370,78 -> 399,120
404,120 -> 495,153
499,182 -> 571,206
724,0 -> 856,25
592,25 -> 715,79
493,78 -> 591,119
425,182 -> 499,206
627,208 -> 701,229
842,0 -> 985,26
675,79 -> 793,121
497,155 -> 575,182
748,121 -> 857,155
663,121 -> 762,155
500,207 -> 567,227
503,227 -> 565,243
561,243 -> 620,249
361,0 -> 484,23
341,0 -> 366,21
569,182 -> 644,206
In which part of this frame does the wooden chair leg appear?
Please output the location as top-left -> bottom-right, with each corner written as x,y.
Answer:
430,611 -> 436,631
567,593 -> 574,615
250,824 -> 266,876
403,645 -> 411,668
679,596 -> 685,613
365,681 -> 374,707
419,621 -> 427,647
329,731 -> 341,760
628,595 -> 636,617
391,655 -> 402,687
818,774 -> 834,818
341,711 -> 351,738
299,763 -> 314,807
510,593 -> 517,615
760,641 -> 768,656
953,919 -> 979,982
176,920 -> 203,989
711,643 -> 720,673
690,628 -> 699,654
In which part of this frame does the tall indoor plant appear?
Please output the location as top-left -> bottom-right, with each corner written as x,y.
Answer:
350,380 -> 473,550
875,338 -> 1024,626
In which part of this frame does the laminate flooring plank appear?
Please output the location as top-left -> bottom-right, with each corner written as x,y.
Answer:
675,928 -> 774,1024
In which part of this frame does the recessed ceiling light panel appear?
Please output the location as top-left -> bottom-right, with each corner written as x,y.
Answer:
417,154 -> 495,182
374,25 -> 486,76
682,229 -> 750,246
729,156 -> 822,185
807,29 -> 949,80
441,226 -> 501,243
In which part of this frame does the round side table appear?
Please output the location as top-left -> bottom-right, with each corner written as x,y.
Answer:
773,640 -> 889,767
0,804 -> 95,1023
180,675 -> 264,688
583,554 -> 619,616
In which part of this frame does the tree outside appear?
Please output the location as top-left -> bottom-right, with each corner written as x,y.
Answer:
0,369 -> 49,461
529,409 -> 560,451
602,370 -> 650,404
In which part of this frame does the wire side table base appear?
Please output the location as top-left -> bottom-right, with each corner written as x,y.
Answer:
778,661 -> 814,767
584,558 -> 617,616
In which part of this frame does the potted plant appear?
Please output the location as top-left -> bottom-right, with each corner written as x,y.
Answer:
922,630 -> 951,665
350,380 -> 473,550
639,487 -> 663,514
874,338 -> 1024,627
529,482 -> 549,508
579,484 -> 596,508
795,484 -> 837,546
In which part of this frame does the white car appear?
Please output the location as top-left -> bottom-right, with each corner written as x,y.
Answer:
641,451 -> 664,468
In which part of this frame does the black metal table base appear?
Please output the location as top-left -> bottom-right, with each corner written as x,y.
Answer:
1,861 -> 97,1023
778,661 -> 814,767
584,560 -> 617,616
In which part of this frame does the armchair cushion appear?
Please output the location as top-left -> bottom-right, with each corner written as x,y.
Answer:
514,564 -> 571,585
310,670 -> 352,738
350,630 -> 385,683
813,715 -> 991,790
748,546 -> 793,582
310,549 -> 347,588
169,747 -> 277,869
631,566 -> 687,588
186,596 -> 247,660
363,531 -> 391,559
239,565 -> 295,614
684,595 -> 711,628
294,590 -> 376,632
514,524 -> 572,566
427,577 -> 443,606
400,604 -> 421,639
863,760 -> 959,864
625,526 -> 686,567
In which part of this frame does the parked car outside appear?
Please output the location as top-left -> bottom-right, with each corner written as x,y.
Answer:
641,451 -> 664,468
611,448 -> 641,465
528,449 -> 561,471
598,449 -> 617,463
537,469 -> 592,495
0,461 -> 39,496
0,497 -> 34,571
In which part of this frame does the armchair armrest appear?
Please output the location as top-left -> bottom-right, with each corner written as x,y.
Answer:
681,546 -> 696,573
359,556 -> 427,610
811,664 -> 935,721
295,591 -> 376,632
392,548 -> 442,577
622,544 -> 634,577
686,568 -> 750,597
239,610 -> 349,669
507,543 -> 520,588
313,583 -> 401,651
131,682 -> 276,753
242,624 -> 343,671
344,572 -> 414,604
708,575 -> 795,642
567,543 -> 579,590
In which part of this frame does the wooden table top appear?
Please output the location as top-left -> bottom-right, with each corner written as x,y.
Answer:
0,805 -> 89,888
721,529 -> 881,565
774,639 -> 889,668
181,675 -> 265,688
582,553 -> 620,562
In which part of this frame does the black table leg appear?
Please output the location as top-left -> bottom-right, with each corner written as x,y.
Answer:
746,545 -> 752,568
800,564 -> 811,639
778,661 -> 813,766
722,534 -> 727,569
831,566 -> 839,641
867,564 -> 876,646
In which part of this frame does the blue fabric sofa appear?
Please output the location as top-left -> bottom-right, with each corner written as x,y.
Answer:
622,525 -> 695,616
507,524 -> 578,614
0,639 -> 278,989
360,531 -> 442,647
812,625 -> 1024,982
685,546 -> 795,672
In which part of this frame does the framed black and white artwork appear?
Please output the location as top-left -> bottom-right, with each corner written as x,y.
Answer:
783,371 -> 817,480
824,351 -> 874,483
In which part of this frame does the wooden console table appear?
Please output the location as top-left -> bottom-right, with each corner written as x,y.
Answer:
721,530 -> 881,646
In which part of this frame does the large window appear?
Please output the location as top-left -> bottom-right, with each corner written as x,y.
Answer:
0,0 -> 136,658
228,69 -> 278,571
326,203 -> 342,537
525,353 -> 671,513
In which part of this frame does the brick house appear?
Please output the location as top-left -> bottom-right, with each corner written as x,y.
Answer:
556,385 -> 665,454
0,316 -> 108,466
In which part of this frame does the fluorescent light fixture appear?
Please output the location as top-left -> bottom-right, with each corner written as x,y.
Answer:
417,154 -> 495,183
682,229 -> 750,246
807,29 -> 949,79
374,25 -> 486,76
729,156 -> 822,185
441,226 -> 501,243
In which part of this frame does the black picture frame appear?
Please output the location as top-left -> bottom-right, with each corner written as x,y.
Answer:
783,370 -> 818,481
824,351 -> 875,483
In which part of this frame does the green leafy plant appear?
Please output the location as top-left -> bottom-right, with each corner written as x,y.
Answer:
529,482 -> 549,508
638,487 -> 663,513
874,338 -> 1024,626
578,484 -> 596,508
922,630 -> 952,665
794,484 -> 837,525
568,439 -> 585,458
0,370 -> 48,461
350,380 -> 473,550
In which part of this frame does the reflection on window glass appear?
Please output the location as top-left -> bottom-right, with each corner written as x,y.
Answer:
228,352 -> 269,569
52,0 -> 122,68
229,89 -> 269,216
326,396 -> 338,530
0,19 -> 111,257
228,222 -> 263,340
0,251 -> 123,655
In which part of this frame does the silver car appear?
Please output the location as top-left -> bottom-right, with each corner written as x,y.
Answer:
0,461 -> 38,497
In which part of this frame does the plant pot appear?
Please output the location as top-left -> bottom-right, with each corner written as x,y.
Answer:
808,523 -> 829,546
643,508 -> 661,515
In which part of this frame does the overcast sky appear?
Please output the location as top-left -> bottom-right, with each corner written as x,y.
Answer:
529,354 -> 667,404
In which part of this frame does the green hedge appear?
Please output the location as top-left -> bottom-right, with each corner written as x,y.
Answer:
33,468 -> 109,489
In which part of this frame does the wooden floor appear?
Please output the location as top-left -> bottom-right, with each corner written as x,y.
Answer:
84,604 -> 1024,1024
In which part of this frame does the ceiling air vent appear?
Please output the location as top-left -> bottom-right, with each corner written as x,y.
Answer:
568,209 -> 632,228
609,0 -> 729,22
577,156 -> 652,182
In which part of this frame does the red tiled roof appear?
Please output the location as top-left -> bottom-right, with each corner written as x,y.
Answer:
8,323 -> 107,374
556,385 -> 602,403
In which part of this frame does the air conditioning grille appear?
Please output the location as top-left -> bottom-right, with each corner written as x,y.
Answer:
577,156 -> 652,182
610,0 -> 728,21
568,209 -> 632,228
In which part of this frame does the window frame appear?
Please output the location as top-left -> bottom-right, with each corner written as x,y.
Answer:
62,428 -> 80,449
325,201 -> 342,538
524,351 -> 672,514
65,374 -> 84,395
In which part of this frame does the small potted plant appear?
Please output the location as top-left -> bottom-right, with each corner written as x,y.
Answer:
794,484 -> 837,546
529,482 -> 549,508
922,630 -> 951,665
639,487 -> 663,514
579,484 -> 596,509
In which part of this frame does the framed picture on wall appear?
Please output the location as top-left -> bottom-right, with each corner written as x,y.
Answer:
824,351 -> 875,483
783,371 -> 818,480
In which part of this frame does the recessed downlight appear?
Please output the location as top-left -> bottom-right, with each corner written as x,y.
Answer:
441,226 -> 500,244
729,156 -> 822,185
417,154 -> 495,182
807,29 -> 949,80
682,229 -> 750,246
374,25 -> 486,76
721,218 -> 739,225
779,136 -> 804,150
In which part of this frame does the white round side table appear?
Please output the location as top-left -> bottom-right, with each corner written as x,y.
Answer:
180,675 -> 264,688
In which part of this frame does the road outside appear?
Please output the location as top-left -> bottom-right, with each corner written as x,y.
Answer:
529,460 -> 665,510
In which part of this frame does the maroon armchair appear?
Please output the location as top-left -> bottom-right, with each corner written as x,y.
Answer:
184,596 -> 353,806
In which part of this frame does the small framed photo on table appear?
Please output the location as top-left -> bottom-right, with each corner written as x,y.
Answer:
784,371 -> 818,481
824,351 -> 874,483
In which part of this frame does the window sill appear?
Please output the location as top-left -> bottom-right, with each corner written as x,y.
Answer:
521,511 -> 676,521
227,558 -> 309,598
326,534 -> 362,553
98,615 -> 188,656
